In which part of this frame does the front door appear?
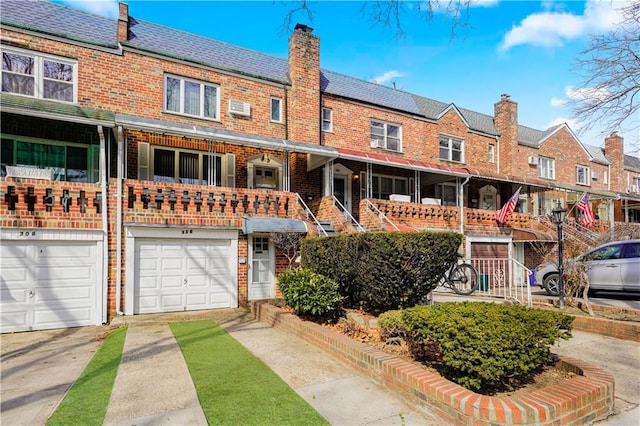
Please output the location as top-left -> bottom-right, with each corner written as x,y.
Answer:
333,174 -> 351,213
249,236 -> 274,300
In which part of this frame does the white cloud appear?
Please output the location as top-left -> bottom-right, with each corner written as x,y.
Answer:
469,0 -> 499,7
550,97 -> 566,108
58,0 -> 119,19
565,85 -> 610,102
371,70 -> 405,85
499,0 -> 631,51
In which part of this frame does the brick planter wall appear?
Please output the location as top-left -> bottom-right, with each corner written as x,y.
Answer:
252,301 -> 615,425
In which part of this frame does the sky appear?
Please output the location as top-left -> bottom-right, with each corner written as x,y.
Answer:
53,0 -> 639,155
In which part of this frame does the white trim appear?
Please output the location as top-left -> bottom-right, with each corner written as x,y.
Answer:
163,73 -> 220,120
124,227 -> 238,315
436,104 -> 471,128
270,96 -> 283,123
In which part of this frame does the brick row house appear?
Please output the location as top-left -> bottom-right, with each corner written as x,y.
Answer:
1,1 -> 639,332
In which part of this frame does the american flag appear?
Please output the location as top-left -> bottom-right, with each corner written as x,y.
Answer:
576,192 -> 596,226
495,187 -> 521,224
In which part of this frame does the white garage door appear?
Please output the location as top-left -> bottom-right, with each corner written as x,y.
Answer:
134,238 -> 236,314
1,241 -> 99,333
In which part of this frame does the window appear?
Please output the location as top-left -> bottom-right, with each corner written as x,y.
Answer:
270,97 -> 282,122
436,182 -> 458,206
488,143 -> 495,163
322,107 -> 332,132
367,174 -> 408,200
152,147 -> 223,185
439,135 -> 464,162
576,165 -> 590,185
538,157 -> 555,179
370,120 -> 401,152
1,136 -> 99,182
2,47 -> 76,102
254,167 -> 277,189
164,74 -> 219,119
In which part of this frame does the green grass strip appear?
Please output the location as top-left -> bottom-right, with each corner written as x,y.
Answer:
47,327 -> 127,426
170,320 -> 328,426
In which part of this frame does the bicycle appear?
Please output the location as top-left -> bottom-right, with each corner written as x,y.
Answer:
437,253 -> 479,295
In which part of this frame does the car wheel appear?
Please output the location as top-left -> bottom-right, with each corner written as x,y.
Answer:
543,274 -> 560,296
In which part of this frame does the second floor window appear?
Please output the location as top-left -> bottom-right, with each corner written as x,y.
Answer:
2,47 -> 76,102
538,156 -> 555,179
322,108 -> 333,132
370,120 -> 401,152
488,143 -> 495,163
439,136 -> 464,162
165,74 -> 219,119
576,165 -> 590,185
270,97 -> 282,122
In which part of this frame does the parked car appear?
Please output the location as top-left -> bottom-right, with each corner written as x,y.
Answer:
534,239 -> 640,296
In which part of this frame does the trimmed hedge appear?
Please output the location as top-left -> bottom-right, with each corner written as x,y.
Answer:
301,231 -> 462,313
378,302 -> 574,393
277,268 -> 344,321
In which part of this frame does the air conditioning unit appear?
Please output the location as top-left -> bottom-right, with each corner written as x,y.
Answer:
228,99 -> 251,116
370,139 -> 384,148
527,156 -> 538,166
628,185 -> 640,193
591,171 -> 599,180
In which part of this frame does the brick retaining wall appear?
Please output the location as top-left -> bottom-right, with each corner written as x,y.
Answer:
252,301 -> 615,425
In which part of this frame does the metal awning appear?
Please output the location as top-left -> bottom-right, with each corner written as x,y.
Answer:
242,217 -> 308,234
511,227 -> 556,242
1,93 -> 115,126
115,113 -> 339,157
554,183 -> 618,199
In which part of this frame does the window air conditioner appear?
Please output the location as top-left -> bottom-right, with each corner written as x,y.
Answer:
370,139 -> 384,148
527,156 -> 538,166
591,171 -> 599,180
629,185 -> 640,193
228,99 -> 251,116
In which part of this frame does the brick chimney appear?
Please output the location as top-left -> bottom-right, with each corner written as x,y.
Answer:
604,132 -> 624,191
287,23 -> 320,144
494,94 -> 518,175
117,2 -> 129,42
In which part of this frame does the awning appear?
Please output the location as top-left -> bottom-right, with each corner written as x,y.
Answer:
116,113 -> 339,157
554,183 -> 618,199
1,93 -> 115,126
465,169 -> 555,189
335,147 -> 470,177
511,227 -> 556,242
242,217 -> 308,234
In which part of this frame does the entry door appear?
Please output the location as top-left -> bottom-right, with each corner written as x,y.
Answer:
249,237 -> 274,300
333,174 -> 351,213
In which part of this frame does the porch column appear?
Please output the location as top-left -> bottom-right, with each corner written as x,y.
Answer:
414,170 -> 420,202
323,159 -> 334,196
366,162 -> 373,198
283,152 -> 290,192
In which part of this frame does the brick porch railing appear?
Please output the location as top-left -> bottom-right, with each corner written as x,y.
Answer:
252,301 -> 615,425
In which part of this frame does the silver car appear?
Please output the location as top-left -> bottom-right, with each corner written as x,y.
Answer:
534,239 -> 640,295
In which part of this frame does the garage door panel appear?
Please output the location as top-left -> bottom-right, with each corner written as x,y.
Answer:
1,310 -> 29,333
134,237 -> 235,314
35,265 -> 94,282
1,288 -> 28,303
33,306 -> 93,329
35,286 -> 92,303
35,244 -> 94,261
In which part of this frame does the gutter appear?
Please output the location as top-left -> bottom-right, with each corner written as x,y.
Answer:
97,125 -> 109,324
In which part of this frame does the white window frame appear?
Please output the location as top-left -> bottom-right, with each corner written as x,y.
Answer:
1,46 -> 77,103
270,96 -> 282,123
164,74 -> 220,120
370,120 -> 402,152
150,146 -> 225,186
322,107 -> 333,132
576,165 -> 590,186
439,135 -> 464,163
488,143 -> 495,163
538,156 -> 555,179
436,182 -> 458,206
368,173 -> 409,200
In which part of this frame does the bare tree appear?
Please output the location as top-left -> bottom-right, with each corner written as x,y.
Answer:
569,2 -> 640,145
280,0 -> 474,39
269,231 -> 306,270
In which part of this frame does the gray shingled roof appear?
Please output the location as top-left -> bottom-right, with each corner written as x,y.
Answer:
321,70 -> 422,114
1,0 -> 117,47
411,95 -> 449,120
518,124 -> 564,146
625,153 -> 640,171
126,19 -> 288,83
458,107 -> 499,136
583,144 -> 610,165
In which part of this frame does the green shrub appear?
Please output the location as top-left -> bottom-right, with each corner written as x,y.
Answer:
302,231 -> 462,313
277,269 -> 344,321
377,310 -> 406,340
400,302 -> 573,393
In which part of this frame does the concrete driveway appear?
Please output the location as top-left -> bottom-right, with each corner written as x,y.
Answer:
0,325 -> 108,425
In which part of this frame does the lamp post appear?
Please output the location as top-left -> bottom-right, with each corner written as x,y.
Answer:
551,200 -> 567,308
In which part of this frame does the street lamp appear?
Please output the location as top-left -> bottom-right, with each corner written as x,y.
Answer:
551,200 -> 567,308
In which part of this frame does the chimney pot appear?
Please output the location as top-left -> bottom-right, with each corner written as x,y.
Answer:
294,23 -> 314,33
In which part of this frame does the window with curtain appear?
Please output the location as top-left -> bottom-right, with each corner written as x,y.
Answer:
370,174 -> 408,199
270,97 -> 282,122
2,48 -> 76,102
164,74 -> 219,119
152,147 -> 224,185
153,149 -> 176,182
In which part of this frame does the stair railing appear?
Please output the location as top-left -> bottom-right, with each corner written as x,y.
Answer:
295,193 -> 328,236
332,196 -> 366,232
365,199 -> 400,231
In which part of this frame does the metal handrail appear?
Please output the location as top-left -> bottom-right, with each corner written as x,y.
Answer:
365,199 -> 400,231
332,196 -> 366,232
295,193 -> 328,236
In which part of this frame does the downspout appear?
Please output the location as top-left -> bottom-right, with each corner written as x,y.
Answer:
495,135 -> 500,174
116,126 -> 124,315
459,177 -> 469,236
97,126 -> 108,324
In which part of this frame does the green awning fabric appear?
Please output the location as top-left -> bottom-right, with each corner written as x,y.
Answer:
242,217 -> 308,234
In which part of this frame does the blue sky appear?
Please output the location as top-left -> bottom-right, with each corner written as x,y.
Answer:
55,0 -> 638,155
